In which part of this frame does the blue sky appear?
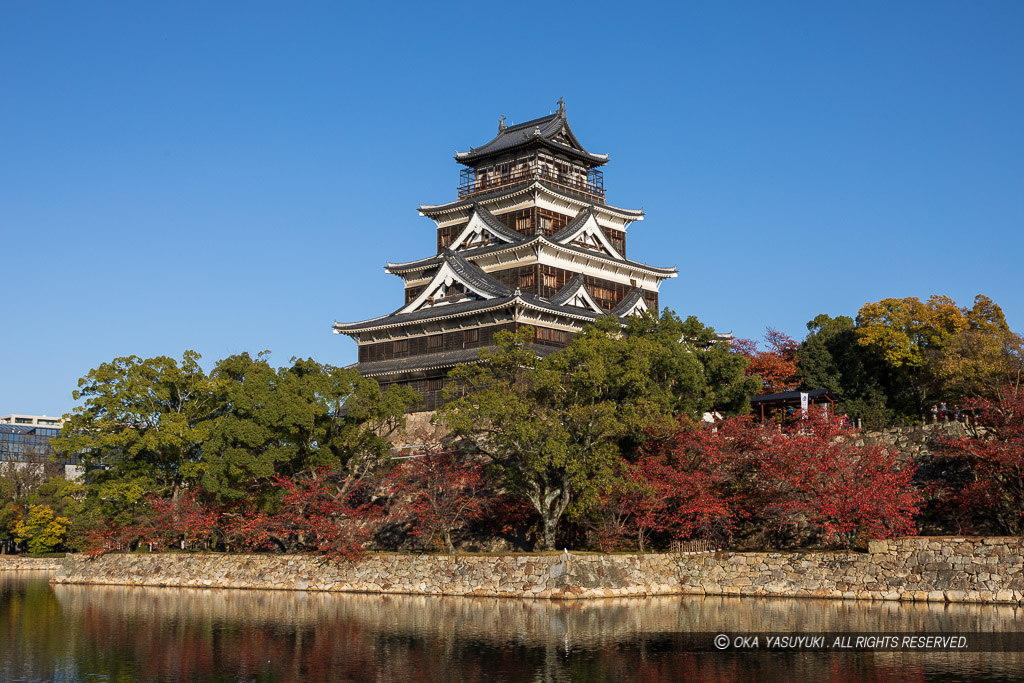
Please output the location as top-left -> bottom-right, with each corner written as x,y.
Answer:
2,2 -> 1022,416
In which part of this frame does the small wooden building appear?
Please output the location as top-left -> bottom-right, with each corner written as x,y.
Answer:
749,389 -> 837,421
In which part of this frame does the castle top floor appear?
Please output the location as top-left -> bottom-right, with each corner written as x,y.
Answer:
454,100 -> 608,204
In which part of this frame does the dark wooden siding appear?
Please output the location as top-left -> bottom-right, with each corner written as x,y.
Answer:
404,285 -> 426,305
358,323 -> 517,363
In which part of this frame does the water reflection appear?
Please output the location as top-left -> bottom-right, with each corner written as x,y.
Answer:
2,571 -> 1022,682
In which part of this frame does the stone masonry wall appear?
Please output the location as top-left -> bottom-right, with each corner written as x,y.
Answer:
48,537 -> 1024,604
0,556 -> 62,570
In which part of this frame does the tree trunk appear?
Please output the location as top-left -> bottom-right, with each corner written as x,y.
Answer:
442,529 -> 455,554
529,485 -> 571,551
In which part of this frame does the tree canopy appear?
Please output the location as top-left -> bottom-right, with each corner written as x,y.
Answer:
437,311 -> 756,550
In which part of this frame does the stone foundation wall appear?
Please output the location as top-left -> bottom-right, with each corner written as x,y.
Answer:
0,556 -> 62,570
49,537 -> 1024,604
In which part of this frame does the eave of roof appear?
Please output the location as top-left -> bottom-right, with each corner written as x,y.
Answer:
334,283 -> 659,336
386,235 -> 677,279
749,389 -> 835,404
608,288 -> 647,317
453,110 -> 608,167
418,181 -> 643,220
549,205 -> 595,243
333,296 -> 519,334
547,274 -> 587,307
441,248 -> 513,298
472,204 -> 527,244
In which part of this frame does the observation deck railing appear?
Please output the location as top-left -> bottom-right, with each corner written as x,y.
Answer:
459,159 -> 604,203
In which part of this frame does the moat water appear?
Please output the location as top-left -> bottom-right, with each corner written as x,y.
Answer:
2,571 -> 1022,682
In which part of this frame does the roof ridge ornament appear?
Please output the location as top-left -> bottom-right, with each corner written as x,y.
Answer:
557,97 -> 565,113
498,115 -> 507,133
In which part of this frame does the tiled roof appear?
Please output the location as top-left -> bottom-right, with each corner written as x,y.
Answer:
387,236 -> 677,279
749,389 -> 834,404
335,283 -> 661,337
334,296 -> 519,334
547,274 -> 587,307
550,205 -> 595,243
334,288 -> 609,336
473,204 -> 527,244
419,180 -> 643,219
454,107 -> 608,166
609,288 -> 647,316
442,248 -> 512,298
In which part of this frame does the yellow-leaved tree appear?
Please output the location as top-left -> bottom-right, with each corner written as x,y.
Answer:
14,504 -> 70,555
856,294 -> 1022,414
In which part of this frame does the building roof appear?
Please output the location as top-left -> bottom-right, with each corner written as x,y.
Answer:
749,389 -> 836,404
547,274 -> 588,307
418,180 -> 644,221
472,204 -> 527,244
442,248 -> 512,298
334,296 -> 521,334
333,282 -> 650,336
609,287 -> 648,317
454,103 -> 608,167
387,234 -> 677,280
549,205 -> 596,242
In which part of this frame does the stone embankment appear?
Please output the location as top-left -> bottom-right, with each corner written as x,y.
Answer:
0,556 -> 62,570
45,537 -> 1024,604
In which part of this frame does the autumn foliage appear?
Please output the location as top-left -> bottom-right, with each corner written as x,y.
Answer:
85,469 -> 381,561
938,386 -> 1024,535
733,328 -> 801,394
385,452 -> 489,552
608,412 -> 919,549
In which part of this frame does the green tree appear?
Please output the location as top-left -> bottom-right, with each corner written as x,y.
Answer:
438,311 -> 757,550
622,311 -> 759,420
439,326 -> 624,550
798,314 -> 895,426
55,350 -> 419,542
202,353 -> 418,504
54,351 -> 227,503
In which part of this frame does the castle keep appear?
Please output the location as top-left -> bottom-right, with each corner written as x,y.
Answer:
334,102 -> 677,409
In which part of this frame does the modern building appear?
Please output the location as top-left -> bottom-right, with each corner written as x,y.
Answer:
333,101 -> 677,410
0,414 -> 64,428
0,423 -> 82,480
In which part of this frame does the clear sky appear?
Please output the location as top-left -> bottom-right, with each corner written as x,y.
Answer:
2,1 -> 1022,416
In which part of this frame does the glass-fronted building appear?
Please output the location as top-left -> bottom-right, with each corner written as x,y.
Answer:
0,424 -> 80,470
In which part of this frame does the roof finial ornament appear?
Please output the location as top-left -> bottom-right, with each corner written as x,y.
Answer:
557,97 -> 565,112
498,115 -> 507,132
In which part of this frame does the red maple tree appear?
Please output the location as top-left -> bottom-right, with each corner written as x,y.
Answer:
939,385 -> 1024,534
733,328 -> 801,394
385,452 -> 489,552
618,412 -> 918,549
